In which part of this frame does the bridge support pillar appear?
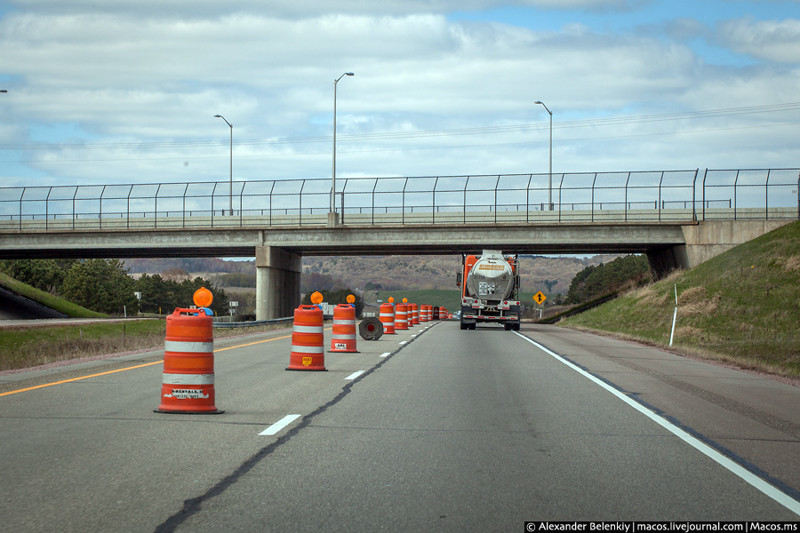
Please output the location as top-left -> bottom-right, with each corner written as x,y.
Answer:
255,246 -> 302,321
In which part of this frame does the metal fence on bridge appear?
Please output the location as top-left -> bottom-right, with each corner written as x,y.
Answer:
0,168 -> 797,231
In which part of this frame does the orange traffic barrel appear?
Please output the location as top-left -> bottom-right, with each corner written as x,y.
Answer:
410,303 -> 419,325
379,302 -> 395,334
420,304 -> 429,322
287,305 -> 326,371
330,304 -> 358,353
156,308 -> 222,414
395,302 -> 408,330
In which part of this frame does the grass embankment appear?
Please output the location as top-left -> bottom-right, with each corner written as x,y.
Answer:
561,220 -> 800,378
0,271 -> 106,318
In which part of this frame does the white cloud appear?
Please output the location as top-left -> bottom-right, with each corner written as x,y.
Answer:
0,3 -> 798,189
716,17 -> 800,64
6,0 -> 648,17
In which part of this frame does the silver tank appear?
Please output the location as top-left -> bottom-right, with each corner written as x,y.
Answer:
466,250 -> 515,303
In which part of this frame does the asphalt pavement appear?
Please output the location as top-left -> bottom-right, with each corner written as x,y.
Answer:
1,320 -> 798,532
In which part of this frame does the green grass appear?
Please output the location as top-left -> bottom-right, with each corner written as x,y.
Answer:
0,271 -> 106,318
562,220 -> 800,378
0,320 -> 166,371
0,319 -> 293,372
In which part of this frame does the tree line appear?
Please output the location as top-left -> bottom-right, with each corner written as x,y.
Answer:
0,259 -> 229,316
565,255 -> 651,304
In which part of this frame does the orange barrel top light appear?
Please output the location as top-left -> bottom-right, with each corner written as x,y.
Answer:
287,304 -> 326,371
193,286 -> 214,308
395,302 -> 408,330
156,307 -> 222,414
379,302 -> 395,334
330,303 -> 358,353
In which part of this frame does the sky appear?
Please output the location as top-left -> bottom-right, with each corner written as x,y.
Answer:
1,0 -> 799,190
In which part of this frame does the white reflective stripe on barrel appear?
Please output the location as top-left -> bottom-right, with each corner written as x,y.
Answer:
162,373 -> 215,385
164,341 -> 214,353
293,325 -> 324,333
332,333 -> 357,340
291,345 -> 325,354
333,319 -> 355,325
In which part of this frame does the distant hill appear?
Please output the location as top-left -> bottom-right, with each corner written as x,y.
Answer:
123,257 -> 254,275
301,254 -> 616,295
123,254 -> 618,296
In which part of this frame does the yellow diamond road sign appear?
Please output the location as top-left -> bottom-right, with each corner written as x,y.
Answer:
533,291 -> 547,305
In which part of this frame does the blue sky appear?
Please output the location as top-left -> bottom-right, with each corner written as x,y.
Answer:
1,0 -> 799,189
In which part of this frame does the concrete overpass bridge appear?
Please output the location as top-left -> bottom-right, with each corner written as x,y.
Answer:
1,168 -> 797,319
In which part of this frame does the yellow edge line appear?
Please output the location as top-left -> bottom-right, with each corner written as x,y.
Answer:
0,331 -> 300,398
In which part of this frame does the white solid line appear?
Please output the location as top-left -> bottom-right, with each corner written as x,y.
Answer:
345,370 -> 365,380
259,414 -> 301,436
512,331 -> 800,516
380,352 -> 391,358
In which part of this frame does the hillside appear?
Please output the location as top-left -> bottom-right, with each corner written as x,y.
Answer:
561,221 -> 800,378
301,254 -> 610,295
123,254 -> 614,295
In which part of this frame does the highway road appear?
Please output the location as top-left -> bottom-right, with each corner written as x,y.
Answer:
1,320 -> 798,531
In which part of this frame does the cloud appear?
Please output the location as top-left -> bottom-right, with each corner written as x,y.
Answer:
716,17 -> 800,64
6,0 -> 649,17
0,3 -> 799,188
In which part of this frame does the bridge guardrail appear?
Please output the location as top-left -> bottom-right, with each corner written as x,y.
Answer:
1,168 -> 797,231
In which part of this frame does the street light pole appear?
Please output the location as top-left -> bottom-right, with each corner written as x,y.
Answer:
214,114 -> 233,216
332,72 -> 354,218
535,101 -> 553,210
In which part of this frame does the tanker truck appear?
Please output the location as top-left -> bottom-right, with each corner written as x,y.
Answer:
456,250 -> 521,330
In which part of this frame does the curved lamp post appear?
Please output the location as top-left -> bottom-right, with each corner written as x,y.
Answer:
214,114 -> 233,216
332,72 -> 354,217
535,101 -> 553,210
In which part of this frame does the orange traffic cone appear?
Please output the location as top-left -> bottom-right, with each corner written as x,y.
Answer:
330,304 -> 358,352
156,308 -> 222,414
287,305 -> 326,371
